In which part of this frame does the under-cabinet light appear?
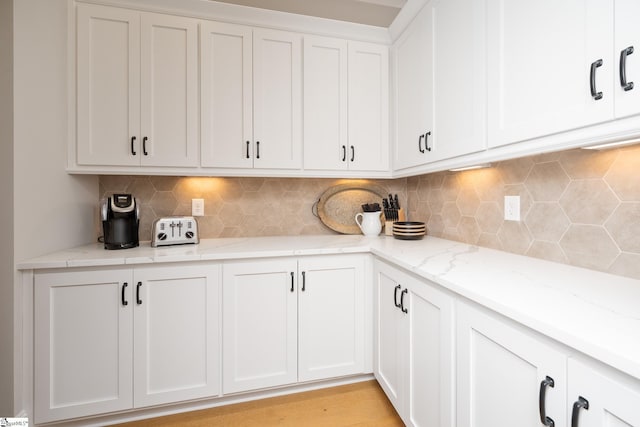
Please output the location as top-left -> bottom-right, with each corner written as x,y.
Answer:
582,139 -> 640,150
449,163 -> 493,172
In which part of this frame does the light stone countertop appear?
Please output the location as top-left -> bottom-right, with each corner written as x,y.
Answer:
18,234 -> 640,382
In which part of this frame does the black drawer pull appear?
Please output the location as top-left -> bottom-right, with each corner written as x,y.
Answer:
342,145 -> 346,162
539,376 -> 555,427
142,136 -> 149,155
136,281 -> 142,305
302,271 -> 306,291
400,288 -> 408,313
131,136 -> 137,155
418,134 -> 425,153
246,141 -> 250,159
620,46 -> 634,91
122,282 -> 128,306
290,272 -> 294,292
571,396 -> 589,427
350,145 -> 355,162
590,59 -> 603,100
394,284 -> 401,308
425,131 -> 432,152
256,141 -> 260,159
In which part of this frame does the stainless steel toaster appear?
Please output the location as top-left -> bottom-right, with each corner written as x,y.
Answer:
151,216 -> 199,247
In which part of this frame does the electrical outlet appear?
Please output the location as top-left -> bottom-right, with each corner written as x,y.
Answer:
504,196 -> 520,221
192,198 -> 205,217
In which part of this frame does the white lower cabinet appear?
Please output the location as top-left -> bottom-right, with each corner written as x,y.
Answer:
456,301 -> 567,427
34,264 -> 221,424
374,259 -> 455,427
568,358 -> 640,427
222,255 -> 367,394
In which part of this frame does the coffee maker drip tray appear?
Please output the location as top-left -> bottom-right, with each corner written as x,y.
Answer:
151,216 -> 200,247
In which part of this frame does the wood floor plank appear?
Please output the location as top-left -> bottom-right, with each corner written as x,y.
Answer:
112,380 -> 403,426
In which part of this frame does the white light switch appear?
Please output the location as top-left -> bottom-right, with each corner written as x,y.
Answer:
192,199 -> 205,217
504,196 -> 520,221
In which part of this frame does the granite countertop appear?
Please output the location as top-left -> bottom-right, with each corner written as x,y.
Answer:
18,234 -> 640,382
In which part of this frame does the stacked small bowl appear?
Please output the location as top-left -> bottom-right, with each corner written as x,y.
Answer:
392,221 -> 427,240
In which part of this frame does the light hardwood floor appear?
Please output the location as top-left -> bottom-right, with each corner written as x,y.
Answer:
113,380 -> 403,427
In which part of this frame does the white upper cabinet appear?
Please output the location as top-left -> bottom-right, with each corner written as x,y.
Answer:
253,28 -> 303,169
486,0 -> 614,148
394,0 -> 485,170
303,36 -> 348,170
394,3 -> 434,170
614,0 -> 640,119
303,37 -> 388,172
200,21 -> 253,168
431,0 -> 486,161
347,42 -> 389,172
76,4 -> 199,167
201,24 -> 302,170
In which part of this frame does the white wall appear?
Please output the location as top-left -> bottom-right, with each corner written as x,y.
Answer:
0,0 -> 14,415
12,0 -> 98,415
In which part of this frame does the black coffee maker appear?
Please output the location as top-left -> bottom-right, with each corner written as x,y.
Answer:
101,194 -> 139,250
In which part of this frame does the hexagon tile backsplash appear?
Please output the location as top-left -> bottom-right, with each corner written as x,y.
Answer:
99,144 -> 640,280
406,145 -> 640,279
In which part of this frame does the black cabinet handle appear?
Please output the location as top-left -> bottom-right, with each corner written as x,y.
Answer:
290,272 -> 294,292
302,271 -> 306,291
350,145 -> 355,162
142,136 -> 149,155
246,141 -> 250,159
394,284 -> 401,308
342,145 -> 346,162
131,136 -> 137,155
418,134 -> 425,153
425,131 -> 432,152
136,281 -> 142,305
400,288 -> 408,313
590,59 -> 604,100
122,282 -> 128,306
539,376 -> 555,427
620,46 -> 634,91
256,141 -> 260,159
571,396 -> 589,427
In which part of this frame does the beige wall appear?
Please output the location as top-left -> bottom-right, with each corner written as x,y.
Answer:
0,0 -> 13,415
101,145 -> 640,281
12,0 -> 99,415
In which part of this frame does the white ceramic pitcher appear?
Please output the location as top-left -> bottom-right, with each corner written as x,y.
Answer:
354,211 -> 382,236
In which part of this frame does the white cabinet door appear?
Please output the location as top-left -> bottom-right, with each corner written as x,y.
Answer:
431,0 -> 486,161
374,259 -> 455,427
303,36 -> 348,171
394,3 -> 434,170
253,29 -> 302,170
567,358 -> 640,427
222,259 -> 298,393
133,264 -> 221,407
34,269 -> 133,424
614,0 -> 640,119
298,255 -> 365,382
200,21 -> 253,168
457,301 -> 567,427
487,0 -> 613,148
76,4 -> 199,168
140,13 -> 199,167
374,262 -> 404,414
348,42 -> 389,172
404,274 -> 454,427
76,4 -> 140,166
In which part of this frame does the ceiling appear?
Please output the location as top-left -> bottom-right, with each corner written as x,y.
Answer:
212,0 -> 406,27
